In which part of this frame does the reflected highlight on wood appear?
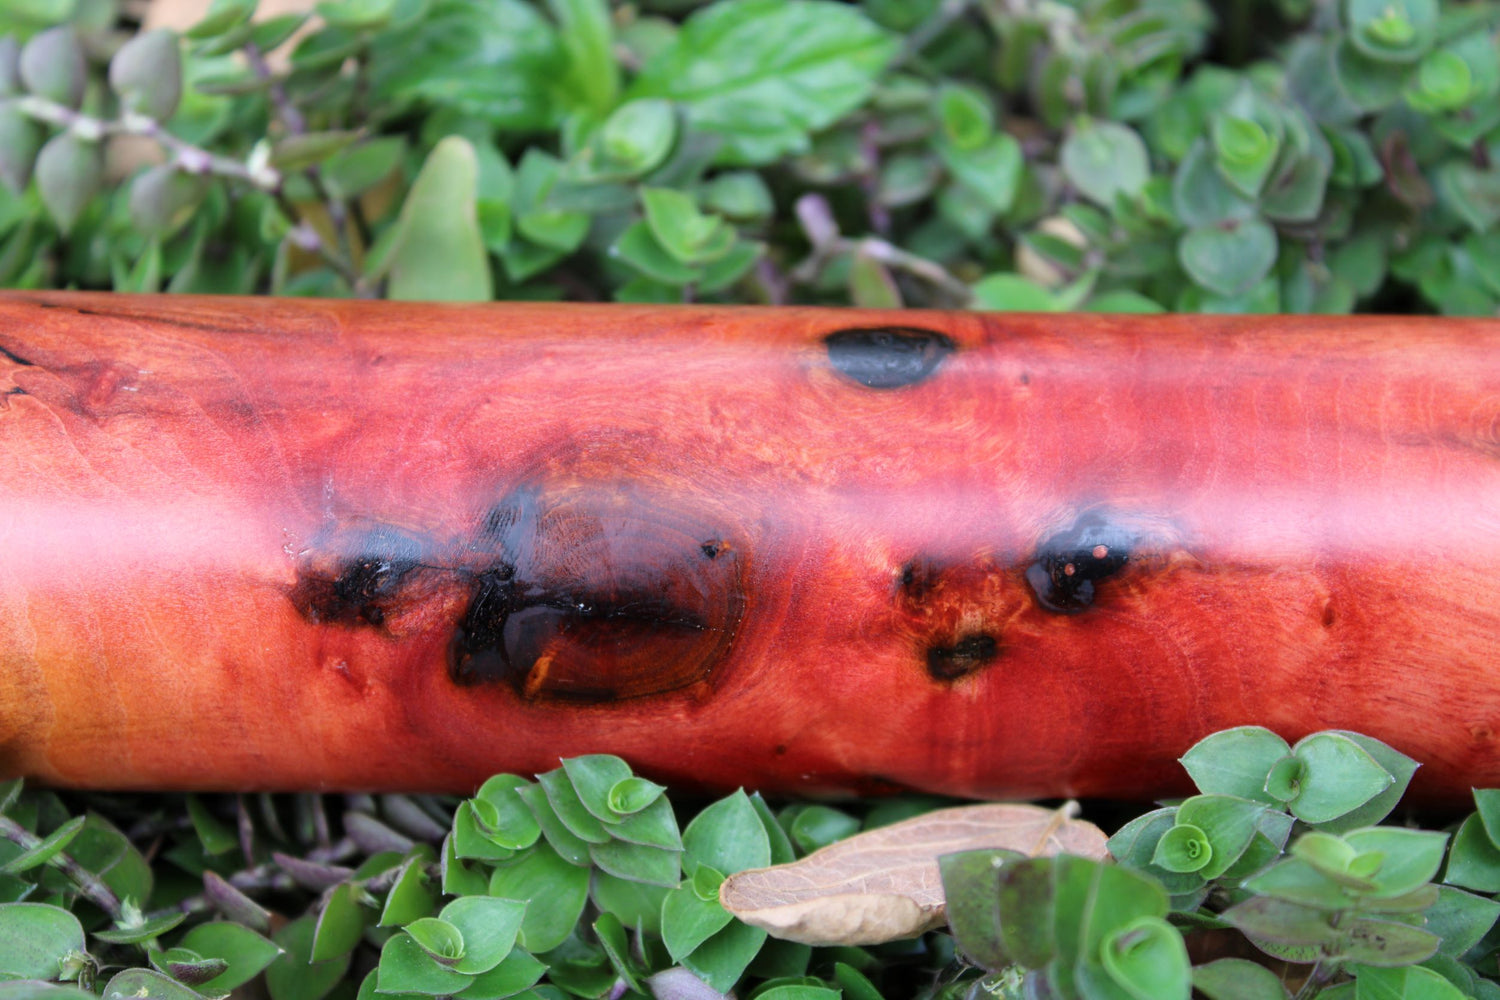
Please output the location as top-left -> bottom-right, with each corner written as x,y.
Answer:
0,291 -> 1498,800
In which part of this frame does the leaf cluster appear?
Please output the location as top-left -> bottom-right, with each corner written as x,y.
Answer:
940,727 -> 1500,1000
3,0 -> 1500,312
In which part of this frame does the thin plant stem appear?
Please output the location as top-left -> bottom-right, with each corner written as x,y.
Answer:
0,814 -> 122,920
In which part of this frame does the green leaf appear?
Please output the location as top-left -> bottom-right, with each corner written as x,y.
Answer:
489,842 -> 588,953
680,919 -> 767,994
1099,916 -> 1190,1000
1220,896 -> 1340,948
662,880 -> 734,961
324,137 -> 406,201
1244,857 -> 1360,909
536,768 -> 610,844
937,84 -> 993,151
547,0 -> 618,118
1435,163 -> 1500,234
0,816 -> 84,874
151,948 -> 228,987
561,756 -> 635,825
640,187 -> 731,265
19,26 -> 83,108
628,0 -> 898,165
265,914 -> 352,1000
607,778 -> 667,820
108,29 -> 181,121
1179,727 -> 1290,803
1444,814 -> 1500,892
1212,114 -> 1279,198
593,912 -> 642,993
185,0 -> 255,38
100,969 -> 204,1000
93,911 -> 187,944
1331,917 -> 1439,966
1341,828 -> 1447,899
1406,49 -> 1473,113
0,103 -> 40,195
589,839 -> 682,887
35,131 -> 101,235
1474,788 -> 1500,845
369,0 -> 563,131
441,834 -> 489,898
610,221 -> 702,285
310,882 -> 366,963
1179,220 -> 1277,297
1192,958 -> 1289,1000
376,931 -> 472,995
440,897 -> 525,975
472,776 -> 542,851
1062,121 -> 1149,208
938,849 -> 1012,972
270,131 -> 361,172
128,166 -> 209,240
1346,0 -> 1438,64
592,872 -> 670,937
1153,824 -> 1213,874
316,0 -> 397,30
0,903 -> 85,980
407,917 -> 465,964
179,921 -> 284,993
683,790 -> 772,877
380,854 -> 438,926
1355,965 -> 1468,1000
972,273 -> 1059,311
515,208 -> 588,253
382,135 -> 492,301
1288,732 -> 1396,825
454,947 -> 545,999
1423,886 -> 1500,957
1175,796 -> 1267,880
1173,140 -> 1256,227
599,98 -> 677,176
787,806 -> 859,855
938,132 -> 1023,214
516,783 -> 591,867
452,802 -> 516,863
756,988 -> 839,1000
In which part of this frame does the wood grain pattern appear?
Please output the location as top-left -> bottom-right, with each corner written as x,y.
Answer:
1,290 -> 1498,800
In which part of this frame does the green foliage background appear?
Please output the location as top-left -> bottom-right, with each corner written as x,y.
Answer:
3,0 -> 1499,313
4,0 -> 1500,998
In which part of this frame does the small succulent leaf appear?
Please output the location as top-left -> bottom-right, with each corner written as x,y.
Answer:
35,130 -> 101,234
0,903 -> 86,980
1098,916 -> 1190,1000
19,26 -> 84,108
179,921 -> 284,993
1288,732 -> 1396,825
1192,958 -> 1289,1000
109,30 -> 182,121
1061,120 -> 1150,208
439,896 -> 526,975
489,841 -> 588,953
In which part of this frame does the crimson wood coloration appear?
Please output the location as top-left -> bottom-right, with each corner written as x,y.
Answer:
1,291 -> 1498,800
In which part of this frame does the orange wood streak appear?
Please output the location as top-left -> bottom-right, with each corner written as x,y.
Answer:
1,291 -> 1499,800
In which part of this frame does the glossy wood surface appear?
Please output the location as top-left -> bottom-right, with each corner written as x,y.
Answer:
1,291 -> 1498,800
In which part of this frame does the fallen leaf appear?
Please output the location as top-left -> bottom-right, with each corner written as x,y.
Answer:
718,802 -> 1106,946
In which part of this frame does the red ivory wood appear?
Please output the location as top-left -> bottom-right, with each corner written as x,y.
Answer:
0,291 -> 1498,800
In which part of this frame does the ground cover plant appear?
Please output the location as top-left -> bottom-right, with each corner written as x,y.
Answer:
4,0 -> 1500,996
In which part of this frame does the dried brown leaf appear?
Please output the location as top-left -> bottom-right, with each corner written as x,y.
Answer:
718,802 -> 1106,946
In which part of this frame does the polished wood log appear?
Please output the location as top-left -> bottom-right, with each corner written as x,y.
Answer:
1,290 -> 1498,800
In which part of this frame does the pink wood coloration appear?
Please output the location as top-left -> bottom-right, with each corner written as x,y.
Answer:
0,291 -> 1498,800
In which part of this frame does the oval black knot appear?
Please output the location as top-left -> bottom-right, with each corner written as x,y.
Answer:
1027,512 -> 1135,614
825,327 -> 956,389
